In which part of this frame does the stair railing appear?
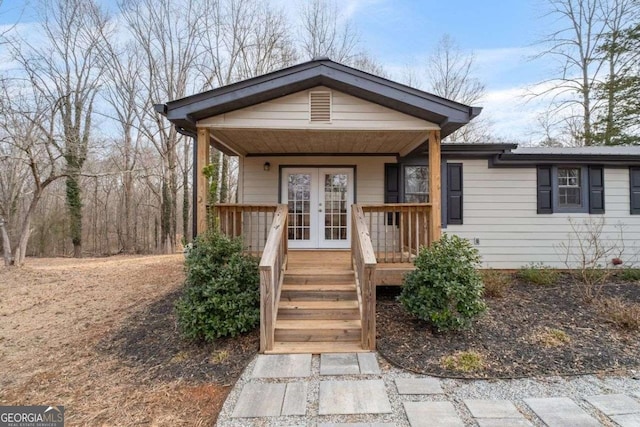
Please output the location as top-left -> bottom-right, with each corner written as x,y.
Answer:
351,204 -> 377,350
259,204 -> 289,353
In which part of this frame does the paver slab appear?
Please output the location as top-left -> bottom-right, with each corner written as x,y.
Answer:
524,397 -> 602,427
318,424 -> 395,427
464,399 -> 524,419
321,353 -> 360,376
610,413 -> 640,427
281,382 -> 308,416
403,401 -> 464,427
395,378 -> 443,395
476,419 -> 533,427
318,380 -> 392,415
586,394 -> 640,415
231,383 -> 286,418
251,354 -> 312,378
357,352 -> 381,374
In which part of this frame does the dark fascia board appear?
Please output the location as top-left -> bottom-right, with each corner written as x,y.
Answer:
157,59 -> 481,138
405,142 -> 518,159
492,152 -> 640,167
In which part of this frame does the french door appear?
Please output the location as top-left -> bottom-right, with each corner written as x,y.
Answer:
282,168 -> 354,249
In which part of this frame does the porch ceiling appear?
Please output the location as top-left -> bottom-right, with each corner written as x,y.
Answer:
210,128 -> 429,156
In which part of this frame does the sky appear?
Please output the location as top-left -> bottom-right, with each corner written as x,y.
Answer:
0,0 -> 560,143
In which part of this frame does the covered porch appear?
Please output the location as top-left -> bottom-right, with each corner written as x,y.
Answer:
156,58 -> 480,353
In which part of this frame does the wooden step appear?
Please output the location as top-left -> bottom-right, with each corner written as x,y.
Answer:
265,341 -> 367,354
277,300 -> 360,320
280,283 -> 357,301
284,270 -> 355,285
275,319 -> 361,342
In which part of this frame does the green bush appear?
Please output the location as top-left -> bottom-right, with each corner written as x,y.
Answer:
176,231 -> 260,342
399,234 -> 487,332
517,262 -> 559,286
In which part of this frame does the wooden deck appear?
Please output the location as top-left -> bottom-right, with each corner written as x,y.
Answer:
288,250 -> 414,286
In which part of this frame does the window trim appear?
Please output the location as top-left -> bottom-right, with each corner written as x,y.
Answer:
552,165 -> 589,213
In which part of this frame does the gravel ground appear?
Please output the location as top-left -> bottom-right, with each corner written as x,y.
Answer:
216,353 -> 640,426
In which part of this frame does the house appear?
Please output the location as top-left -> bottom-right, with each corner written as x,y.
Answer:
156,57 -> 640,354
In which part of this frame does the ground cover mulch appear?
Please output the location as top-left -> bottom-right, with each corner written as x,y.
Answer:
99,288 -> 259,384
377,277 -> 640,378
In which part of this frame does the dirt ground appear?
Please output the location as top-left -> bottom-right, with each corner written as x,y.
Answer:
378,278 -> 640,379
0,255 -> 257,426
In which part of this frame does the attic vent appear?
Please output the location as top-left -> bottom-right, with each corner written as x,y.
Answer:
309,91 -> 332,122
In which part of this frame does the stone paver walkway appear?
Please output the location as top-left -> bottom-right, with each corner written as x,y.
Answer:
216,352 -> 640,426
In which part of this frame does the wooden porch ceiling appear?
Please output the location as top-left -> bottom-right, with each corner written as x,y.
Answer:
208,128 -> 430,157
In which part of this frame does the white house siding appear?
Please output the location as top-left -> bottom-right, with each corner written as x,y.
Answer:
446,159 -> 640,269
199,86 -> 437,130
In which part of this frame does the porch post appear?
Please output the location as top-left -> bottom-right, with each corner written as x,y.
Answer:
196,127 -> 211,236
428,130 -> 442,241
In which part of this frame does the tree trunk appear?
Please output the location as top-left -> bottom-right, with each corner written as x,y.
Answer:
0,217 -> 13,266
13,190 -> 43,266
220,154 -> 229,203
66,171 -> 83,258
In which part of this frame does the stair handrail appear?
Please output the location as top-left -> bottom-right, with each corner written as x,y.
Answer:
258,204 -> 289,353
351,204 -> 377,350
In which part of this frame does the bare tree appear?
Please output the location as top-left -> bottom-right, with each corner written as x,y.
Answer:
0,81 -> 66,266
531,0 -> 611,145
11,0 -> 110,257
426,35 -> 490,142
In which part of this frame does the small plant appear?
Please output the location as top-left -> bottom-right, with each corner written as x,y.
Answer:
441,350 -> 486,373
599,297 -> 640,331
176,231 -> 260,342
480,269 -> 513,298
517,263 -> 559,286
532,327 -> 571,347
400,234 -> 487,332
209,350 -> 230,364
618,268 -> 640,282
559,217 -> 626,302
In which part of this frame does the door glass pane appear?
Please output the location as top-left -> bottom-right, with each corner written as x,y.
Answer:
324,173 -> 348,241
287,174 -> 311,241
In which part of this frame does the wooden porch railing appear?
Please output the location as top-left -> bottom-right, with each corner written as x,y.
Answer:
351,204 -> 377,350
360,203 -> 432,263
258,204 -> 288,353
211,204 -> 279,256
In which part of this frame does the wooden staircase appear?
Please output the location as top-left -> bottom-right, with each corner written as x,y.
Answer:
267,265 -> 365,354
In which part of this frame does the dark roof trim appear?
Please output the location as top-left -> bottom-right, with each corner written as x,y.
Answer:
404,143 -> 518,159
155,58 -> 481,138
491,153 -> 640,167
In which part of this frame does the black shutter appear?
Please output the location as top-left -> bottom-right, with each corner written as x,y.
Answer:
537,166 -> 553,214
588,166 -> 605,214
384,163 -> 400,225
630,167 -> 640,215
447,163 -> 463,224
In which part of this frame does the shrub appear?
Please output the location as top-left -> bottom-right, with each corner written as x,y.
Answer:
618,268 -> 640,282
400,234 -> 486,332
480,269 -> 513,298
441,350 -> 486,373
517,263 -> 559,286
600,297 -> 640,331
176,231 -> 260,342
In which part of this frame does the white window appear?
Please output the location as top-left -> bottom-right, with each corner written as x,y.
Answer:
557,167 -> 581,208
404,166 -> 429,203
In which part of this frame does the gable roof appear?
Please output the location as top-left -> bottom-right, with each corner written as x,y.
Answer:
155,57 -> 482,138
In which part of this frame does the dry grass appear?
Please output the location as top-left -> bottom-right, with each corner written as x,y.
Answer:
531,327 -> 571,347
441,350 -> 486,373
600,297 -> 640,331
0,255 -> 229,426
480,269 -> 513,298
